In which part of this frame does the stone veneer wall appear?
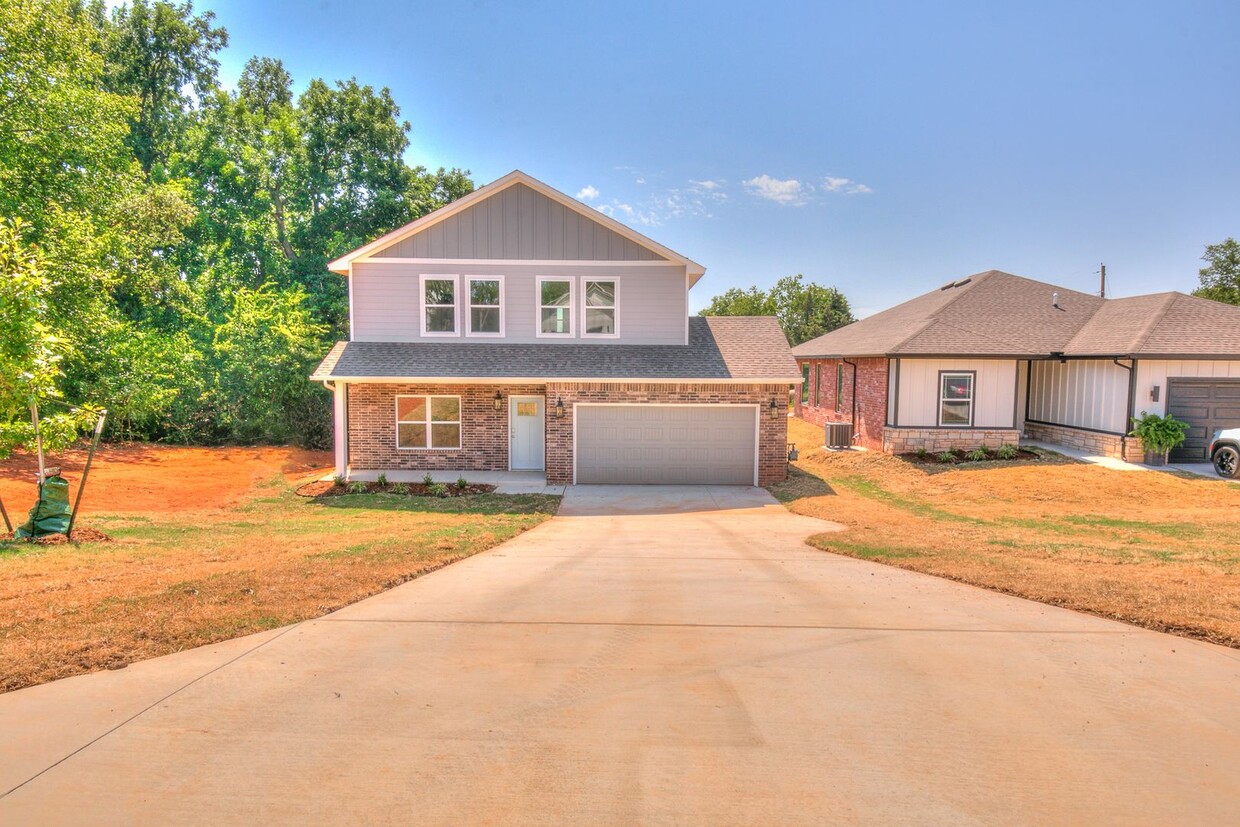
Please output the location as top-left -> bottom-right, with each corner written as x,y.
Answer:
347,383 -> 543,472
546,382 -> 790,486
794,357 -> 888,450
882,427 -> 1020,454
1023,421 -> 1144,461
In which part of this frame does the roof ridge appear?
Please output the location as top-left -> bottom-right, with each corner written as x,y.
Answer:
1128,292 -> 1180,355
885,271 -> 994,353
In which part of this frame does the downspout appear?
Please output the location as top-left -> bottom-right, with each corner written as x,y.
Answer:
842,357 -> 859,442
1114,358 -> 1136,460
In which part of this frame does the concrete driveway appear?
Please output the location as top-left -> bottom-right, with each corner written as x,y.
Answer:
2,485 -> 1239,825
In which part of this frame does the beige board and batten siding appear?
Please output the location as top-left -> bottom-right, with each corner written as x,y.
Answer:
350,261 -> 688,345
1133,360 -> 1240,418
1027,359 -> 1129,433
893,359 -> 1018,427
370,183 -> 664,262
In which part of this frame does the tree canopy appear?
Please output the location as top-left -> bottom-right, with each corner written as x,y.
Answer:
0,0 -> 473,451
700,274 -> 854,345
1192,238 -> 1240,306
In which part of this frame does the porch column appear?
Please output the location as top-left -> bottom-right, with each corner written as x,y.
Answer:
334,382 -> 348,477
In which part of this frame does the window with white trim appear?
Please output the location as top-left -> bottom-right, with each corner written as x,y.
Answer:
421,276 -> 458,336
467,276 -> 503,336
582,279 -> 618,336
538,277 -> 573,336
939,372 -> 974,426
835,364 -> 844,413
396,395 -> 461,449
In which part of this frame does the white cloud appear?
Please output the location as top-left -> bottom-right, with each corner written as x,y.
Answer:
823,176 -> 873,195
597,202 -> 657,226
690,179 -> 723,191
744,175 -> 807,205
576,185 -> 600,202
636,177 -> 646,185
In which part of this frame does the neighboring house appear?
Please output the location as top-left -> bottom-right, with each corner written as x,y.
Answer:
312,170 -> 801,485
792,270 -> 1240,462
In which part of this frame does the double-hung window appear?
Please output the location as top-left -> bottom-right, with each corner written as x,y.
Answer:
538,277 -> 574,337
835,364 -> 845,413
420,275 -> 458,336
582,279 -> 618,337
396,395 -> 461,449
466,276 -> 504,336
800,363 -> 810,403
939,372 -> 975,426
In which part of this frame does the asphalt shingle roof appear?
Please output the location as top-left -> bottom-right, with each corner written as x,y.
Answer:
793,270 -> 1240,359
312,316 -> 800,382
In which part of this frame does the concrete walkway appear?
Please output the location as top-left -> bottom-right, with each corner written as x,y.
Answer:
1024,439 -> 1229,480
2,486 -> 1239,824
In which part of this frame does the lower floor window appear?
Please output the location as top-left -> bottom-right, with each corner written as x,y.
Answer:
397,395 -> 461,449
939,372 -> 974,426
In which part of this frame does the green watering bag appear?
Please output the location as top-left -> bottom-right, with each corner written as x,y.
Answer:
14,475 -> 72,539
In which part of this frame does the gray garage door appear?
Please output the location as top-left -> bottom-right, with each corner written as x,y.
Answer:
1167,378 -> 1240,461
576,405 -> 757,485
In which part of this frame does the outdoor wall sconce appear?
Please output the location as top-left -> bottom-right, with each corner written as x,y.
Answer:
493,391 -> 503,411
769,398 -> 779,418
787,443 -> 799,462
1150,385 -> 1161,402
554,397 -> 565,418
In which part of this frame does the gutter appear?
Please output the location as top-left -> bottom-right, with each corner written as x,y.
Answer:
1113,358 -> 1136,431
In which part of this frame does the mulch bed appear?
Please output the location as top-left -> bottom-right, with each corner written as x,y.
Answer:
296,480 -> 497,498
5,527 -> 112,545
901,448 -> 1044,466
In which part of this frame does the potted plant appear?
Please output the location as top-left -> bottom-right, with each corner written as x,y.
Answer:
1129,411 -> 1189,466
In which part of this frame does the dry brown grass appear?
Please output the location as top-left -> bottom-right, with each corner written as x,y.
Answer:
0,446 -> 558,693
775,418 -> 1240,647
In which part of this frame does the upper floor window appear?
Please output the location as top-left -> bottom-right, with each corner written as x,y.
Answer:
583,279 -> 618,337
939,372 -> 974,426
467,276 -> 504,336
420,275 -> 458,336
538,277 -> 574,337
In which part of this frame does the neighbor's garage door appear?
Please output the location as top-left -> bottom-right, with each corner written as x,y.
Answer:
575,405 -> 757,485
1167,378 -> 1240,461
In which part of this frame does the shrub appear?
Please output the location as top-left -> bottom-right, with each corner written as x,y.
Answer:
1129,411 -> 1190,460
376,472 -> 388,487
456,476 -> 468,489
347,481 -> 368,494
428,482 -> 449,498
332,474 -> 346,487
937,451 -> 958,464
915,447 -> 928,458
422,472 -> 435,486
390,482 -> 410,495
996,444 -> 1019,460
966,448 -> 989,462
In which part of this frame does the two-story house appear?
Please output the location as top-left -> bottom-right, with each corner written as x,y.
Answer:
312,170 -> 801,486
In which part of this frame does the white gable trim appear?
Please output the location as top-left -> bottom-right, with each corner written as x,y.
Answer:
326,170 -> 706,278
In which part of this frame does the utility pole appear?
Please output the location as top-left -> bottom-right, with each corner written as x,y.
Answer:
1099,263 -> 1107,298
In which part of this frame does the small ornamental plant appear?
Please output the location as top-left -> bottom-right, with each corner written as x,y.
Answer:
456,476 -> 468,490
996,444 -> 1019,460
390,482 -> 410,496
376,472 -> 388,487
937,451 -> 958,464
1129,411 -> 1189,464
966,448 -> 988,462
332,474 -> 346,487
347,481 -> 368,494
422,472 -> 434,486
428,482 -> 449,498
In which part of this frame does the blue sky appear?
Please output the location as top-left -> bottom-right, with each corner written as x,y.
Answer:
201,0 -> 1239,315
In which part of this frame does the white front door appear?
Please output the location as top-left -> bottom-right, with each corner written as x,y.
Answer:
509,395 -> 545,470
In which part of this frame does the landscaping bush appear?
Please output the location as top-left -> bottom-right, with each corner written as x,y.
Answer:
996,444 -> 1019,460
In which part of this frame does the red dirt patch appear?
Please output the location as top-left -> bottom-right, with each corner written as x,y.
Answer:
9,527 -> 113,545
0,443 -> 332,518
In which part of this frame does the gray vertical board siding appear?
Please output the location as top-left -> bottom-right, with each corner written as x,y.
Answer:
371,183 -> 666,261
1027,359 -> 1128,433
351,261 -> 687,344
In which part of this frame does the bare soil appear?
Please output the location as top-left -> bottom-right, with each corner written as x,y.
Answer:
775,418 -> 1240,648
0,444 -> 558,692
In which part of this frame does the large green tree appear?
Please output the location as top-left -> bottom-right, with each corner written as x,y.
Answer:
700,275 -> 854,345
1192,238 -> 1240,306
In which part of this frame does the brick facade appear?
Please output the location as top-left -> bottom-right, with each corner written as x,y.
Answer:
346,383 -> 543,472
794,357 -> 888,450
1023,421 -> 1144,461
883,427 -> 1021,454
346,381 -> 790,485
546,382 -> 790,486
